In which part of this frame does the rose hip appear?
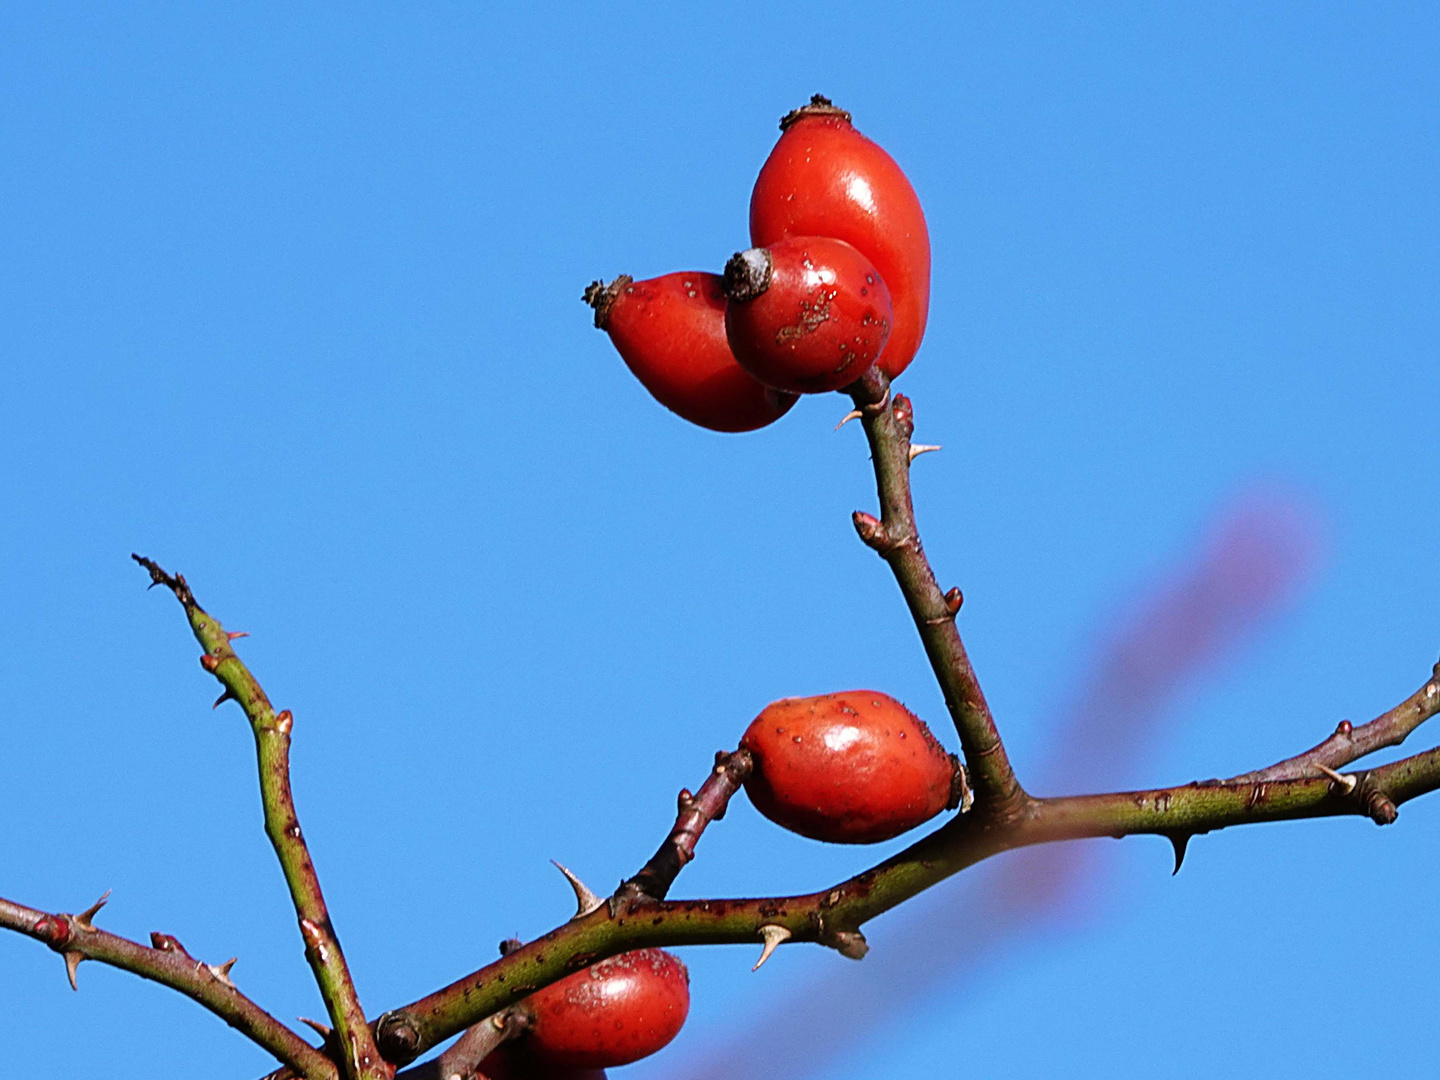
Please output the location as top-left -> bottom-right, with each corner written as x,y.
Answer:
722,236 -> 892,394
585,272 -> 796,433
740,690 -> 959,843
750,96 -> 931,381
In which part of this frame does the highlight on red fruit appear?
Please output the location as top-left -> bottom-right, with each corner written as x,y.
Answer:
740,690 -> 960,843
584,273 -> 797,433
523,948 -> 689,1069
722,235 -> 892,395
750,95 -> 931,381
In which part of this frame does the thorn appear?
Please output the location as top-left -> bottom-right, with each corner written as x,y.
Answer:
213,689 -> 237,710
226,631 -> 249,641
299,1017 -> 333,1040
835,409 -> 863,430
65,951 -> 83,990
1316,763 -> 1357,793
75,890 -> 110,930
1168,833 -> 1190,875
752,925 -> 791,971
831,930 -> 869,960
551,860 -> 605,918
908,443 -> 942,461
208,957 -> 237,986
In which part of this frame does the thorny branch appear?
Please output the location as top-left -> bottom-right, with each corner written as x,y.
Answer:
0,893 -> 334,1078
1229,665 -> 1440,784
130,556 -> 386,1080
846,368 -> 1023,816
4,384 -> 1439,1079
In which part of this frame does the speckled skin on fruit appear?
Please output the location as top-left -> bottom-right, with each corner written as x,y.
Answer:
750,97 -> 931,381
587,272 -> 796,433
722,236 -> 892,394
524,949 -> 689,1069
740,690 -> 957,843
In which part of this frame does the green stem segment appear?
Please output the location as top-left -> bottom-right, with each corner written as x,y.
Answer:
132,557 -> 387,1080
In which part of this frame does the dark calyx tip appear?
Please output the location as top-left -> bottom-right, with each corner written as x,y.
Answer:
780,94 -> 853,131
722,248 -> 773,303
583,275 -> 631,329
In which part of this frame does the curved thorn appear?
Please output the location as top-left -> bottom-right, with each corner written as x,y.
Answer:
298,1016 -> 333,1040
752,924 -> 791,971
65,951 -> 83,991
226,630 -> 249,641
213,688 -> 237,710
835,409 -> 863,430
1316,762 -> 1358,793
908,443 -> 942,462
208,957 -> 237,986
75,890 -> 111,930
1169,833 -> 1190,875
551,860 -> 604,918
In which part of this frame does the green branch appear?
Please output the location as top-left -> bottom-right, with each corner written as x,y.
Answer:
132,556 -> 387,1080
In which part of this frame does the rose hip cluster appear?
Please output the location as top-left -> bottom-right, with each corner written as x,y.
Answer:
585,95 -> 931,430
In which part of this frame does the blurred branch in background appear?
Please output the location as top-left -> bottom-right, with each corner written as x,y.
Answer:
675,484 -> 1323,1080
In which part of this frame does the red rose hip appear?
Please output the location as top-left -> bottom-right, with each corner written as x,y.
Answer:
524,949 -> 689,1069
722,236 -> 892,394
585,272 -> 797,433
750,96 -> 931,381
740,690 -> 960,844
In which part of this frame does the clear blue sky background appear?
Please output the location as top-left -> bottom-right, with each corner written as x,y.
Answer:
2,4 -> 1437,1078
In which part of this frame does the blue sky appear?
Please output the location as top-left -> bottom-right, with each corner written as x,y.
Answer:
1,4 -> 1437,1078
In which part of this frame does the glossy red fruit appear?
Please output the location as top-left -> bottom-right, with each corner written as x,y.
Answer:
740,690 -> 959,844
750,96 -> 930,381
477,1041 -> 607,1080
585,272 -> 797,433
524,949 -> 689,1069
722,235 -> 892,394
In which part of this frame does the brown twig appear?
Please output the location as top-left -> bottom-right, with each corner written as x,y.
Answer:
1229,662 -> 1440,783
615,748 -> 754,903
847,369 -> 1024,816
393,1009 -> 530,1080
132,556 -> 387,1080
0,893 -> 334,1078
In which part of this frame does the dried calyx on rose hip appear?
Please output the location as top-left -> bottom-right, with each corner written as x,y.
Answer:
740,690 -> 963,843
508,948 -> 690,1070
584,273 -> 797,433
750,94 -> 931,381
721,235 -> 892,395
